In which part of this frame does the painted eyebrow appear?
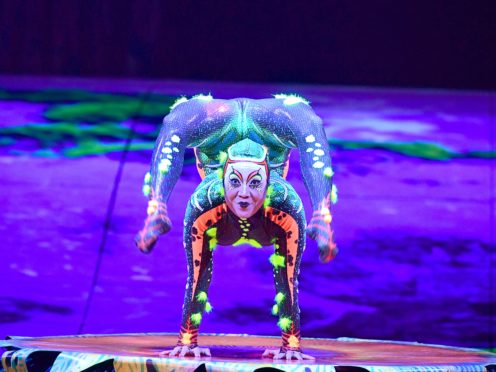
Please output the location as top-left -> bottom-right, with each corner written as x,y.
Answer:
231,168 -> 243,181
247,168 -> 263,182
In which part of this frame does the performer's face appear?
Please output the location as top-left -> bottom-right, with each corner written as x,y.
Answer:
224,161 -> 268,219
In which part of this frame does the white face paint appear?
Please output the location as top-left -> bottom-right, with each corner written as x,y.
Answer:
223,161 -> 268,219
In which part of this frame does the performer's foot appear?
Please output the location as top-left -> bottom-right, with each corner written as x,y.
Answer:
306,217 -> 338,263
159,346 -> 211,358
262,348 -> 315,361
135,202 -> 172,253
318,243 -> 339,263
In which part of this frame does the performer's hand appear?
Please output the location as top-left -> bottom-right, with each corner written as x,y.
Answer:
262,348 -> 315,361
159,346 -> 211,358
134,200 -> 172,253
306,209 -> 338,263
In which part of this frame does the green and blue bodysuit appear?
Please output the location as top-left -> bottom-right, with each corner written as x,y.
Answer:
136,95 -> 337,354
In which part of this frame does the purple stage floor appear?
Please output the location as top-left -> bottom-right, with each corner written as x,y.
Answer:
0,75 -> 495,353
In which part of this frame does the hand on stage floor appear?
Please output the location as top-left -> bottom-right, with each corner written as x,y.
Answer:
159,345 -> 211,358
306,214 -> 338,263
135,201 -> 172,254
262,348 -> 315,361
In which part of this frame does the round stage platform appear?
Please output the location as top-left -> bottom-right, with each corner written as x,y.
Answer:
1,333 -> 495,371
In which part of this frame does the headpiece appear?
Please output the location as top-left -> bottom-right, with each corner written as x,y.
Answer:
223,139 -> 269,178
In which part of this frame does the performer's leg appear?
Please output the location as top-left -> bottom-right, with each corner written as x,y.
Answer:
263,173 -> 312,359
163,173 -> 227,356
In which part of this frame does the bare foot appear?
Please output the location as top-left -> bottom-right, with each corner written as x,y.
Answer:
135,210 -> 172,254
306,214 -> 338,263
159,345 -> 211,358
262,348 -> 315,361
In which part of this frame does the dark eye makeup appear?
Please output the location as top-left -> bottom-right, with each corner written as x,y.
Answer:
229,177 -> 241,186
